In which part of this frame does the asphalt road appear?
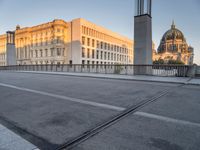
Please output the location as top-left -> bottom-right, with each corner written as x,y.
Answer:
0,72 -> 199,150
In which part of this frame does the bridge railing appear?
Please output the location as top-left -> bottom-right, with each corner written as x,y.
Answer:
0,64 -> 191,77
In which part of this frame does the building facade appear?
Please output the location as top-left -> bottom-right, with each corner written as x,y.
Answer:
0,34 -> 6,66
0,18 -> 133,66
153,21 -> 194,65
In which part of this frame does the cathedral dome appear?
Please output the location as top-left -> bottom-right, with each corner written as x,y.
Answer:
161,21 -> 185,42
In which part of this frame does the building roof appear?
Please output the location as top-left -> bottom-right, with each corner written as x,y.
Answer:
161,21 -> 186,42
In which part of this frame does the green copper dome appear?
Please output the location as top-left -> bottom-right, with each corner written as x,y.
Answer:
161,21 -> 186,42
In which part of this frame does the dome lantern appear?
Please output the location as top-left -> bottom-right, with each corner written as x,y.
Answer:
171,20 -> 176,29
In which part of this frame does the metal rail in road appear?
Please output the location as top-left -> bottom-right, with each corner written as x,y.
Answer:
55,85 -> 183,150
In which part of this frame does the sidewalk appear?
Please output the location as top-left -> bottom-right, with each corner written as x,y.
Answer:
15,71 -> 200,85
0,124 -> 39,150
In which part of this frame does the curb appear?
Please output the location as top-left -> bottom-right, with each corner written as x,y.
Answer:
9,71 -> 197,85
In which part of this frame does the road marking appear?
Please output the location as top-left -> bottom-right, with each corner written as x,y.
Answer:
135,112 -> 200,128
0,82 -> 200,129
0,82 -> 125,112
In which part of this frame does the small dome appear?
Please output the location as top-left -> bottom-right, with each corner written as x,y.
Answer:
161,21 -> 185,42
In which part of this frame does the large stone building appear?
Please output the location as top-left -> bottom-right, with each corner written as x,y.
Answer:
153,21 -> 194,65
0,18 -> 133,66
0,34 -> 6,66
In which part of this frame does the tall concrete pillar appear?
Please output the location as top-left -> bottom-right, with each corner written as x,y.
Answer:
134,0 -> 152,65
6,31 -> 16,66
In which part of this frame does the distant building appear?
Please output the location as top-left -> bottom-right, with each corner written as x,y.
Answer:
0,18 -> 133,66
153,21 -> 194,65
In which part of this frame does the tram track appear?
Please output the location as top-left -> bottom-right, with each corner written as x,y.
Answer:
55,86 -> 178,150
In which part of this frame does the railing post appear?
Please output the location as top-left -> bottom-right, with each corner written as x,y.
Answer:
74,65 -> 76,72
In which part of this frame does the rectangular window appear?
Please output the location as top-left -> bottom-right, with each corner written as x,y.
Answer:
82,47 -> 85,58
82,60 -> 85,65
108,44 -> 110,50
87,48 -> 90,58
57,37 -> 61,44
25,47 -> 27,58
40,49 -> 43,57
57,48 -> 61,56
63,48 -> 65,56
82,36 -> 85,45
104,52 -> 107,60
50,48 -> 54,57
100,42 -> 103,49
108,52 -> 110,60
97,41 -> 100,48
35,50 -> 38,58
92,39 -> 95,47
96,50 -> 99,59
104,43 -> 107,50
92,49 -> 95,59
101,51 -> 103,59
45,38 -> 48,46
87,38 -> 90,46
31,50 -> 33,58
45,49 -> 48,57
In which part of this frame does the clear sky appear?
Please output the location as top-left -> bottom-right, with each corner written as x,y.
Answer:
0,0 -> 199,64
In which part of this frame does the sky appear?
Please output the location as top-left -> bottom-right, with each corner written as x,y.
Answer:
0,0 -> 199,64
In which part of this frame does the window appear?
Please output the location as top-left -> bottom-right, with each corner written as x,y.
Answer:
82,36 -> 85,45
104,52 -> 107,60
31,50 -> 33,58
92,39 -> 95,47
63,48 -> 65,56
35,50 -> 38,58
92,49 -> 95,59
50,48 -> 54,57
25,47 -> 27,58
96,50 -> 99,59
40,38 -> 43,46
104,43 -> 107,50
57,37 -> 61,44
97,41 -> 100,48
100,51 -> 103,59
108,52 -> 110,60
117,46 -> 119,52
100,42 -> 103,49
82,60 -> 85,65
45,49 -> 48,57
40,49 -> 43,57
35,40 -> 38,46
82,47 -> 85,58
57,48 -> 61,56
87,38 -> 90,46
45,38 -> 48,46
87,48 -> 90,58
108,44 -> 110,50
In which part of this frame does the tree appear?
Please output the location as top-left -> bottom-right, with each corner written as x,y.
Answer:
168,59 -> 184,65
153,59 -> 165,65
